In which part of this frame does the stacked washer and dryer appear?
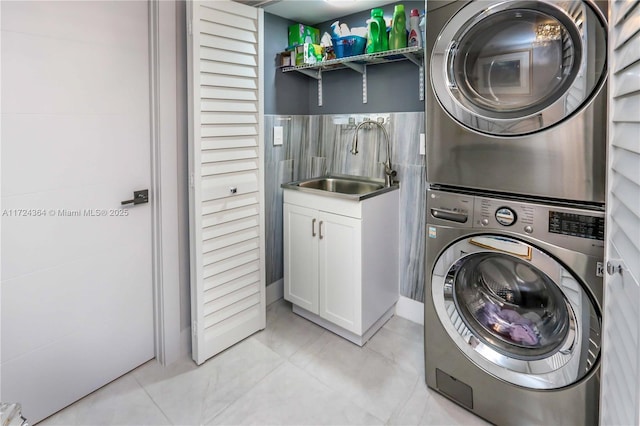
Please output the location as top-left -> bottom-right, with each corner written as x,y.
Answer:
424,1 -> 608,425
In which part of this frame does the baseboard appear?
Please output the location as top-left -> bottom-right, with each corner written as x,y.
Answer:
395,296 -> 424,325
266,279 -> 284,306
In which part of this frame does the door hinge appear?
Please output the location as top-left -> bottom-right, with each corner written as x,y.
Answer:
188,20 -> 193,36
189,174 -> 195,188
192,320 -> 197,337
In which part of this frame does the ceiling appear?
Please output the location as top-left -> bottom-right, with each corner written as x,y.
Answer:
233,0 -> 400,25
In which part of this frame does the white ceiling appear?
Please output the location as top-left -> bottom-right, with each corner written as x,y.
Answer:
233,0 -> 400,25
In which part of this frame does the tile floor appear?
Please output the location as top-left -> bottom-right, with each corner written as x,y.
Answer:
39,299 -> 489,426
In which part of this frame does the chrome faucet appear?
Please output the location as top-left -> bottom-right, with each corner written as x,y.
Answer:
351,120 -> 397,187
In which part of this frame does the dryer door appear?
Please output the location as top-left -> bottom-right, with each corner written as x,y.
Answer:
431,235 -> 601,389
430,0 -> 607,135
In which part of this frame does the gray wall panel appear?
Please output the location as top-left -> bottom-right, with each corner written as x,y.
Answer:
264,12 -> 310,115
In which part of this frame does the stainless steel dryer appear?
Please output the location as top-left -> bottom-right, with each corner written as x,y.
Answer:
424,188 -> 604,425
426,0 -> 608,203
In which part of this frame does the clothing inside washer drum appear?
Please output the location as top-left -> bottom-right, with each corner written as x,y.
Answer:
453,253 -> 571,355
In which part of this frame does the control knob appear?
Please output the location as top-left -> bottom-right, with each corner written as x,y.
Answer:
495,207 -> 516,226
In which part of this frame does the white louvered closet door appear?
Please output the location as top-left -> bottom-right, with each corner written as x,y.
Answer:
600,1 -> 640,425
187,0 -> 265,365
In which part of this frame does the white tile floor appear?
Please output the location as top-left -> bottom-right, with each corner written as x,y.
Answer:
39,299 -> 489,426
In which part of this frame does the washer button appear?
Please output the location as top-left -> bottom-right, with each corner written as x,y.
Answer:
481,218 -> 489,226
524,225 -> 533,234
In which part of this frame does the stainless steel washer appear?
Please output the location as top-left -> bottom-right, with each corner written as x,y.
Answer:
426,0 -> 608,203
425,188 -> 604,425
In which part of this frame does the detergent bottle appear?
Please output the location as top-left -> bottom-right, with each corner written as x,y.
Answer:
366,8 -> 388,53
408,8 -> 422,47
388,4 -> 407,50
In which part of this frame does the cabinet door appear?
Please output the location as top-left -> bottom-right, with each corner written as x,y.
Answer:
318,212 -> 362,333
284,203 -> 319,313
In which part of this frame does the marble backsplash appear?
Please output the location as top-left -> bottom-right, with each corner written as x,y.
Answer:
264,112 -> 426,303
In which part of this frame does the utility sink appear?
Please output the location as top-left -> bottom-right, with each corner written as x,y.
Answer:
282,175 -> 398,200
298,177 -> 383,194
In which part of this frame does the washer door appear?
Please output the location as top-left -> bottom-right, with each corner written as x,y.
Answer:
431,235 -> 601,389
430,0 -> 607,135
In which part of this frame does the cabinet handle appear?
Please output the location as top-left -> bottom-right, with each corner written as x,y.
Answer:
312,218 -> 317,237
319,221 -> 324,239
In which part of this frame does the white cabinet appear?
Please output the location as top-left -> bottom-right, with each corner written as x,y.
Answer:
283,188 -> 399,345
284,204 -> 320,313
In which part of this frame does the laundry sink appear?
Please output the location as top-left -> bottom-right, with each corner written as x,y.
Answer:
282,175 -> 398,200
298,177 -> 383,194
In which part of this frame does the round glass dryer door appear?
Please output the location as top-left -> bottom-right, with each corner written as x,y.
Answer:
430,0 -> 607,135
431,235 -> 601,389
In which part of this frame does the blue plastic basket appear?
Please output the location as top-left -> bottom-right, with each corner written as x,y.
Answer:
332,35 -> 366,58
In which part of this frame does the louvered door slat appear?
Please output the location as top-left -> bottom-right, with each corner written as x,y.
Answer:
201,34 -> 256,55
201,61 -> 256,77
203,246 -> 259,289
199,7 -> 256,31
204,285 -> 260,318
200,21 -> 256,43
203,239 -> 260,267
201,72 -> 258,89
202,215 -> 260,246
202,203 -> 260,228
203,260 -> 260,292
201,87 -> 257,101
612,5 -> 640,49
202,0 -> 257,19
206,270 -> 261,303
200,47 -> 257,66
203,229 -> 260,254
202,147 -> 258,162
202,191 -> 258,214
202,160 -> 259,176
188,0 -> 265,365
203,292 -> 261,330
201,125 -> 258,138
202,99 -> 257,112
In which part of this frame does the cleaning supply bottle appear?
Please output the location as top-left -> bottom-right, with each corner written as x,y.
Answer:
388,4 -> 407,50
366,8 -> 388,53
408,8 -> 422,47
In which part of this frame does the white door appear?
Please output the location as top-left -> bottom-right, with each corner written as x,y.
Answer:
283,203 -> 319,313
318,212 -> 361,333
600,1 -> 640,425
1,1 -> 154,423
187,0 -> 266,365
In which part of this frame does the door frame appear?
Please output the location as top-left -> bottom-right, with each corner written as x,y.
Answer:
149,0 -> 183,366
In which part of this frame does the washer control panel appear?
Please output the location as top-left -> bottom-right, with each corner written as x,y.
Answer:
427,190 -> 473,227
477,197 -> 535,232
427,188 -> 605,255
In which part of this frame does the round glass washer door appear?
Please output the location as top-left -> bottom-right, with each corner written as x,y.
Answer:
430,0 -> 607,136
431,235 -> 601,389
